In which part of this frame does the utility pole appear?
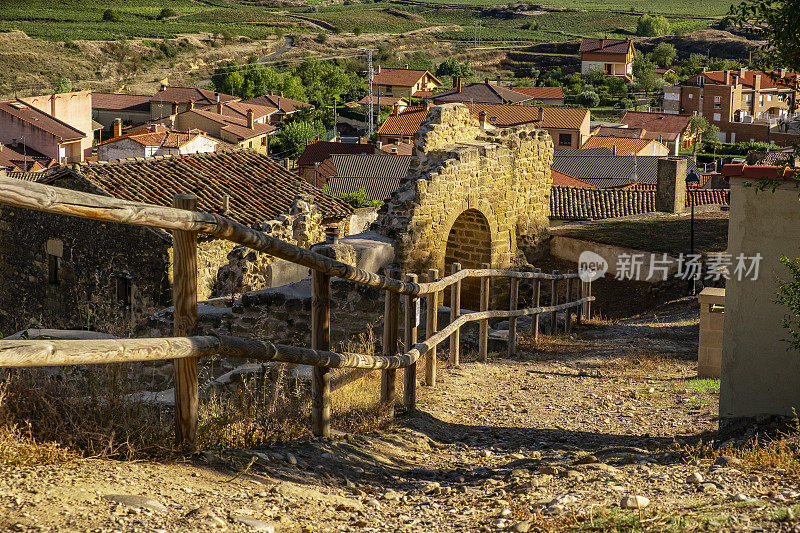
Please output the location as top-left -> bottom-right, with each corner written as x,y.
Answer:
359,48 -> 377,139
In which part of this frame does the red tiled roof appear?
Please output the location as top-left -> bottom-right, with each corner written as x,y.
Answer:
581,136 -> 666,155
0,100 -> 87,141
241,95 -> 312,114
184,109 -> 275,141
621,111 -> 692,134
550,169 -> 596,188
211,101 -> 278,120
91,93 -> 151,112
579,38 -> 633,55
372,68 -> 442,88
433,83 -> 532,105
508,86 -> 565,100
99,125 -> 209,149
151,86 -> 238,106
593,126 -> 644,138
40,150 -> 353,224
469,103 -> 589,130
721,163 -> 797,179
0,143 -> 56,172
296,141 -> 380,166
688,70 -> 800,90
377,106 -> 431,137
379,141 -> 413,155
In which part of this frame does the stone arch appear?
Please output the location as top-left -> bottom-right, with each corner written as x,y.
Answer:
443,208 -> 493,309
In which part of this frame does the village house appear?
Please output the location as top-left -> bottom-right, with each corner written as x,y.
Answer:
551,150 -> 700,188
607,111 -> 697,154
173,104 -> 276,154
296,140 -> 383,184
508,86 -> 566,106
97,122 -> 218,161
357,95 -> 410,114
432,78 -> 533,105
149,85 -> 239,120
371,66 -> 443,100
0,151 -> 352,334
314,154 -> 411,202
579,38 -> 636,79
241,94 -> 312,124
91,93 -> 152,131
663,68 -> 800,144
0,142 -> 56,172
0,96 -> 91,164
581,135 -> 669,156
375,106 -> 430,146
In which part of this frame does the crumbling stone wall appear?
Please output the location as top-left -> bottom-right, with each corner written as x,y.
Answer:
374,103 -> 554,280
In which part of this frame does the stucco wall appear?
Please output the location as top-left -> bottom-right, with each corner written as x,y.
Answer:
720,177 -> 800,419
98,137 -> 145,161
23,91 -> 93,159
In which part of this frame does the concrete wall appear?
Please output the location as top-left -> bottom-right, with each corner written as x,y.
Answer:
720,177 -> 800,419
98,137 -> 145,161
698,287 -> 725,378
0,114 -> 64,162
23,92 -> 93,160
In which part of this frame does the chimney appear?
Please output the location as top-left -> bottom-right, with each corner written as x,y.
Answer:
171,101 -> 179,115
453,76 -> 459,89
215,92 -> 220,103
0,142 -> 3,152
279,91 -> 284,98
187,99 -> 194,111
405,64 -> 409,69
611,144 -> 616,155
391,147 -> 398,154
247,108 -> 255,129
222,194 -> 230,215
160,82 -> 168,92
325,224 -> 340,244
484,77 -> 489,85
725,70 -> 731,85
457,77 -> 462,93
656,157 -> 688,213
50,93 -> 56,116
538,106 -> 544,123
391,103 -> 400,116
479,110 -> 488,129
739,67 -> 746,78
375,141 -> 383,150
732,74 -> 739,86
113,118 -> 122,138
496,75 -> 501,86
779,67 -> 787,78
11,138 -> 18,147
754,74 -> 762,91
599,38 -> 604,49
376,65 -> 381,74
217,101 -> 223,114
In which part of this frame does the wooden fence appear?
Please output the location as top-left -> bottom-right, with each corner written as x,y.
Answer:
0,176 -> 593,450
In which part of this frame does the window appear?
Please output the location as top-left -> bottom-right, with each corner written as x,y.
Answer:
558,133 -> 572,147
113,275 -> 132,311
697,76 -> 705,87
713,96 -> 721,109
261,137 -> 267,146
713,112 -> 721,122
47,254 -> 60,285
688,93 -> 693,99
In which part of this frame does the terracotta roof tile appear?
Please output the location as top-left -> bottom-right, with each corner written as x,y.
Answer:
508,86 -> 565,100
620,112 -> 692,140
581,136 -> 666,155
433,83 -> 532,105
579,38 -> 633,55
151,86 -> 238,106
469,103 -> 589,130
184,109 -> 275,141
241,95 -> 312,113
552,155 -> 699,185
376,106 -> 431,137
99,126 -> 210,149
687,70 -> 800,90
550,169 -> 596,188
39,151 -> 352,225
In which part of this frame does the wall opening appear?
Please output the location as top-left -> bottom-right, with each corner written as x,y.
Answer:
444,209 -> 492,310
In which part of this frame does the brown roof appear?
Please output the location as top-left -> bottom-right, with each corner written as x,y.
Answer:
372,68 -> 442,88
550,169 -> 596,188
99,125 -> 209,149
432,83 -> 532,105
357,95 -> 409,106
91,93 -> 151,112
241,95 -> 312,114
377,106 -> 431,137
581,136 -> 666,155
468,103 -> 589,130
620,111 -> 692,141
687,70 -> 800,90
0,143 -> 56,172
0,100 -> 86,141
296,141 -> 381,167
151,86 -> 238,106
183,109 -> 275,141
579,38 -> 633,55
593,126 -> 644,138
379,141 -> 413,155
508,86 -> 565,100
40,150 -> 352,224
210,101 -> 278,120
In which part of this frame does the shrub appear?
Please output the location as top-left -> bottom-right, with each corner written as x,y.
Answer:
102,9 -> 120,22
353,27 -> 363,36
575,90 -> 600,108
157,7 -> 176,20
636,14 -> 671,36
321,186 -> 382,208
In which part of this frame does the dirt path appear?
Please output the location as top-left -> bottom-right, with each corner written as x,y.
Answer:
2,299 -> 799,532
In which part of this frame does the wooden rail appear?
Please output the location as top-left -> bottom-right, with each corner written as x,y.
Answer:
0,177 -> 595,442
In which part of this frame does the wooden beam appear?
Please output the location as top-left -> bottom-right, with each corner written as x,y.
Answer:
403,273 -> 418,410
380,269 -> 400,409
508,275 -> 519,357
425,269 -> 438,387
532,267 -> 541,342
311,269 -> 331,438
565,270 -> 574,334
478,262 -> 490,362
172,194 -> 199,452
550,270 -> 559,335
449,263 -> 461,366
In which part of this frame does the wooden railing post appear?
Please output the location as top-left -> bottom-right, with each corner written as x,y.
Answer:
425,269 -> 438,386
508,273 -> 519,357
381,269 -> 400,410
404,273 -> 418,410
172,194 -> 199,452
311,269 -> 331,438
581,279 -> 592,320
576,278 -> 583,325
532,267 -> 541,342
565,270 -> 574,334
449,263 -> 462,366
478,262 -> 490,362
550,269 -> 559,334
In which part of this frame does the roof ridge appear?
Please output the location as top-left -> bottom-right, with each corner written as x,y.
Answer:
10,98 -> 87,138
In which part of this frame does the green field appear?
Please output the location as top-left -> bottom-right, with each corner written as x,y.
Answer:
0,0 -> 727,42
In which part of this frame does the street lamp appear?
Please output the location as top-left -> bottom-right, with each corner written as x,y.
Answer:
686,168 -> 701,295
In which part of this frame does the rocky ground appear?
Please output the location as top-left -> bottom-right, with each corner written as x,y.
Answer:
2,297 -> 799,532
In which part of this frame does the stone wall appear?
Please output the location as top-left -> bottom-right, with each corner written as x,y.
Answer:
374,103 -> 554,285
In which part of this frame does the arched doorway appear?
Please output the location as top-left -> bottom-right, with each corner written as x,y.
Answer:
444,209 -> 492,310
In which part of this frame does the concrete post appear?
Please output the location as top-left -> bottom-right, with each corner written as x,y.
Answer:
656,157 -> 688,213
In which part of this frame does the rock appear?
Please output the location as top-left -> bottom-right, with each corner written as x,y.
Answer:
687,472 -> 704,484
748,475 -> 760,483
620,495 -> 650,509
382,490 -> 403,501
714,456 -> 742,467
481,449 -> 493,458
698,482 -> 720,492
231,514 -> 275,532
491,518 -> 507,529
286,453 -> 298,466
102,495 -> 166,513
365,498 -> 381,508
538,466 -> 561,476
734,493 -> 756,503
500,508 -> 512,517
574,455 -> 598,465
185,506 -> 226,528
510,521 -> 531,532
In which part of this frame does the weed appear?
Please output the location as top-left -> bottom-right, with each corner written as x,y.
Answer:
686,378 -> 720,394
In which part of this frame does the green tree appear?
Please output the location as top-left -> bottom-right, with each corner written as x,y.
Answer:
651,42 -> 677,68
687,115 -> 712,154
636,14 -> 671,36
353,27 -> 363,36
157,7 -> 176,20
54,77 -> 73,94
291,58 -> 350,107
682,53 -> 706,76
102,9 -> 120,22
575,90 -> 600,108
278,121 -> 325,159
633,54 -> 657,94
605,76 -> 628,99
435,58 -> 474,79
729,0 -> 800,72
